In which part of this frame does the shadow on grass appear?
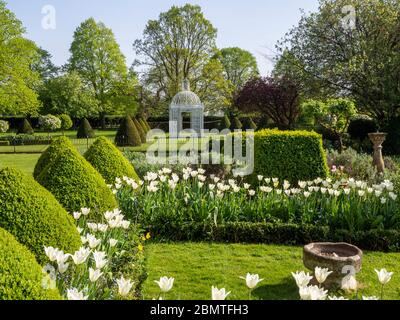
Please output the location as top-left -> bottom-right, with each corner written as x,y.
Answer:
251,276 -> 298,300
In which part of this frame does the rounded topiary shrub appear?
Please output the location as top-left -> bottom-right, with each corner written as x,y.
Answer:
0,227 -> 62,300
243,117 -> 257,130
77,118 -> 95,139
34,136 -> 75,178
36,147 -> 118,217
384,117 -> 400,155
84,136 -> 139,184
348,117 -> 377,141
17,118 -> 34,134
59,114 -> 73,132
0,168 -> 81,264
133,118 -> 146,143
115,115 -> 142,147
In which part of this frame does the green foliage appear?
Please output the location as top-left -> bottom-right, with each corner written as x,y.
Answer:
0,1 -> 41,116
278,0 -> 400,126
243,117 -> 257,130
115,115 -> 142,147
133,118 -> 146,143
140,118 -> 151,132
0,168 -> 81,264
348,116 -> 378,141
252,129 -> 329,183
384,117 -> 400,155
36,146 -> 118,217
68,18 -> 135,121
39,72 -> 98,118
34,136 -> 75,178
59,114 -> 73,131
230,116 -> 243,130
215,47 -> 259,92
0,227 -> 62,300
77,118 -> 95,138
17,118 -> 34,134
84,136 -> 139,184
219,115 -> 231,131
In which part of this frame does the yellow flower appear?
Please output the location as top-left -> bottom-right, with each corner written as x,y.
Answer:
146,232 -> 151,240
138,244 -> 144,252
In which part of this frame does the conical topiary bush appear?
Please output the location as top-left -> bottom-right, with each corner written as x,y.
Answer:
0,167 -> 81,264
133,118 -> 146,143
230,116 -> 243,130
36,146 -> 118,219
33,136 -> 75,178
243,117 -> 257,130
219,115 -> 231,131
140,117 -> 151,132
0,227 -> 62,300
115,115 -> 142,147
77,118 -> 95,139
17,118 -> 34,134
84,136 -> 139,184
138,118 -> 149,134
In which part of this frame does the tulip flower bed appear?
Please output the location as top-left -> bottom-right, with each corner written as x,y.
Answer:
42,207 -> 148,300
113,168 -> 399,246
143,243 -> 400,300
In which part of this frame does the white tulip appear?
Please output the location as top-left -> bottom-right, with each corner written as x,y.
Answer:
81,208 -> 91,216
89,268 -> 103,282
117,276 -> 134,296
97,224 -> 108,232
44,246 -> 58,262
248,190 -> 256,196
389,192 -> 397,201
109,239 -> 118,247
363,296 -> 379,300
70,247 -> 91,265
341,274 -> 357,292
257,175 -> 263,181
155,277 -> 174,293
211,286 -> 231,300
375,269 -> 393,285
93,251 -> 108,269
299,285 -> 327,300
58,262 -> 69,274
328,295 -> 348,300
67,288 -> 88,300
314,267 -> 333,284
239,273 -> 264,289
292,271 -> 313,288
86,234 -> 101,249
243,183 -> 251,190
73,211 -> 81,220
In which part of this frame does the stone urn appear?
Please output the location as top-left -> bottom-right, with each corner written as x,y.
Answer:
368,132 -> 387,173
303,242 -> 363,289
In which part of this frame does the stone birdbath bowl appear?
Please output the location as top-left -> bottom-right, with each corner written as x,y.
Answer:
303,242 -> 363,289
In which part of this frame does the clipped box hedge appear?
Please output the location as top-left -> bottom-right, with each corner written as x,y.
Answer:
0,227 -> 62,300
0,168 -> 81,264
251,129 -> 329,183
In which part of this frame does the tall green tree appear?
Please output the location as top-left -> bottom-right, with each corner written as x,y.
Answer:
215,47 -> 259,93
38,72 -> 98,118
68,18 -> 134,127
133,4 -> 230,113
0,0 -> 40,116
277,0 -> 400,127
32,48 -> 59,81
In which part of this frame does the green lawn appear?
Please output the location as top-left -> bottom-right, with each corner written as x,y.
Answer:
0,154 -> 40,174
143,243 -> 400,300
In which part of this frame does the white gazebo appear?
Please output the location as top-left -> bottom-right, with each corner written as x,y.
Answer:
169,79 -> 204,138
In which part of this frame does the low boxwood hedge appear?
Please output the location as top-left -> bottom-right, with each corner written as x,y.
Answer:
0,168 -> 81,264
0,227 -> 62,300
251,129 -> 329,183
84,136 -> 139,184
147,221 -> 400,252
36,146 -> 118,218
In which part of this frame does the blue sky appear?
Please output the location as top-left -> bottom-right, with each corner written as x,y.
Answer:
7,0 -> 319,75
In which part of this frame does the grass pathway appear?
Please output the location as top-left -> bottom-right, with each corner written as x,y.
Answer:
143,242 -> 400,300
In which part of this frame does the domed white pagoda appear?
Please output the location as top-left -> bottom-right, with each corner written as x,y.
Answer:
169,79 -> 204,138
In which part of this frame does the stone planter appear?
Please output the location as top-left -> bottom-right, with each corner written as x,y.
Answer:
303,242 -> 363,289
